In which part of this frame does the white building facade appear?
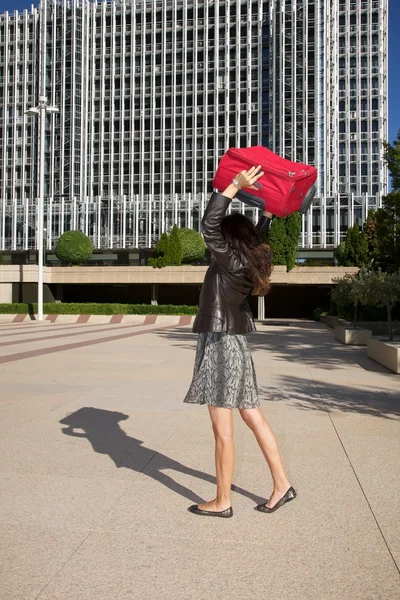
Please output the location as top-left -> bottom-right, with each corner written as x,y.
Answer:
0,0 -> 388,252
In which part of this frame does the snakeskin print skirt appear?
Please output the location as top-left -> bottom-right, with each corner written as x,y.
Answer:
183,332 -> 259,409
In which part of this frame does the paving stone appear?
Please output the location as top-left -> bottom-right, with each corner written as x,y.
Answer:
0,320 -> 398,599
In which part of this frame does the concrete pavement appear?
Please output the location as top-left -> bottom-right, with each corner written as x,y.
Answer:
0,319 -> 399,599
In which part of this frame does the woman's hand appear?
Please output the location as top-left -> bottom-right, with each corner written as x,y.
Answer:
221,165 -> 264,200
234,165 -> 264,190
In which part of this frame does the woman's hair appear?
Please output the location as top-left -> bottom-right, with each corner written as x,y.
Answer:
221,213 -> 273,296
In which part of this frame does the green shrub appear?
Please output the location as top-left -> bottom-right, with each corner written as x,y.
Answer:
178,228 -> 206,263
313,307 -> 329,321
148,256 -> 168,268
150,227 -> 205,268
0,303 -> 30,314
0,303 -> 198,315
55,231 -> 93,265
150,234 -> 169,267
333,242 -> 346,266
149,226 -> 183,267
167,225 -> 184,265
155,232 -> 169,255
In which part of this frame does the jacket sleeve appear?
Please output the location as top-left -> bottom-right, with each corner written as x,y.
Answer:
255,214 -> 272,239
201,192 -> 235,271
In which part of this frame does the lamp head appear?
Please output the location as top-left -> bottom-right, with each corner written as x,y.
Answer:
25,107 -> 39,116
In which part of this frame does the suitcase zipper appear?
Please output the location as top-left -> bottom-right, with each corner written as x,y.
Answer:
228,148 -> 311,181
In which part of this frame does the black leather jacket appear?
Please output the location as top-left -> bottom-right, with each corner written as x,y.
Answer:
193,192 -> 271,335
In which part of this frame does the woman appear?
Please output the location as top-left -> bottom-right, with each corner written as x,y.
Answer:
184,165 -> 296,518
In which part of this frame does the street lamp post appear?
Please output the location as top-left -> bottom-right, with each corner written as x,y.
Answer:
25,97 -> 59,321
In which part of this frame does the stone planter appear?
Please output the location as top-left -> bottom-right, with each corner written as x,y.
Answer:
367,338 -> 400,374
335,326 -> 372,346
320,315 -> 346,329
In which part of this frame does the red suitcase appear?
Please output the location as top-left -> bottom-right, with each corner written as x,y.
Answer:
212,146 -> 318,217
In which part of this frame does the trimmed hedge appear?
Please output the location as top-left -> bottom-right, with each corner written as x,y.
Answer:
0,303 -> 198,315
55,231 -> 93,265
149,226 -> 206,268
178,228 -> 206,264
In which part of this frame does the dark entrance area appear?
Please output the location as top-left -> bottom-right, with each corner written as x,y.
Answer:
264,285 -> 331,318
61,284 -> 152,304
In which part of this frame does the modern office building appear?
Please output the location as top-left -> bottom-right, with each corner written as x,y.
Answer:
0,0 -> 388,253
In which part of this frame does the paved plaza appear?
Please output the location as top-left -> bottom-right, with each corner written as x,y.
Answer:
0,318 -> 399,599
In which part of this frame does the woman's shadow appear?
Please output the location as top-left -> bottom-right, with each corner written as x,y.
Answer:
60,407 -> 264,505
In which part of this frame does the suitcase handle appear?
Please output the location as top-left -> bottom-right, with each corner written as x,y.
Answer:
236,190 -> 265,210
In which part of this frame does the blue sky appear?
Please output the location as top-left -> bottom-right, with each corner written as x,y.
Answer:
2,0 -> 400,143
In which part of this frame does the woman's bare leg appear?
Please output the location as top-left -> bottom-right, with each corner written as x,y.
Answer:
198,405 -> 234,512
239,407 -> 291,508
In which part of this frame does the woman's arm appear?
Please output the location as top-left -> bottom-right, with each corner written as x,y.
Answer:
256,210 -> 273,238
201,192 -> 234,271
201,167 -> 264,270
225,170 -> 273,238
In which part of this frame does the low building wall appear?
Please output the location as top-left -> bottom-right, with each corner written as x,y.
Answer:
0,265 -> 359,315
0,265 -> 358,286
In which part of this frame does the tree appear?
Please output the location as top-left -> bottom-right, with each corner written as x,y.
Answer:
267,213 -> 302,271
362,269 -> 400,341
284,212 -> 302,271
375,192 -> 400,273
331,274 -> 352,315
332,269 -> 378,329
341,223 -> 369,267
383,129 -> 400,191
363,209 -> 379,265
333,242 -> 346,266
268,217 -> 288,267
55,230 -> 93,265
348,268 -> 373,329
376,129 -> 400,272
331,273 -> 364,327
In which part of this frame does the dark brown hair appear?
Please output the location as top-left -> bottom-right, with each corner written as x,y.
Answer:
221,213 -> 273,296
